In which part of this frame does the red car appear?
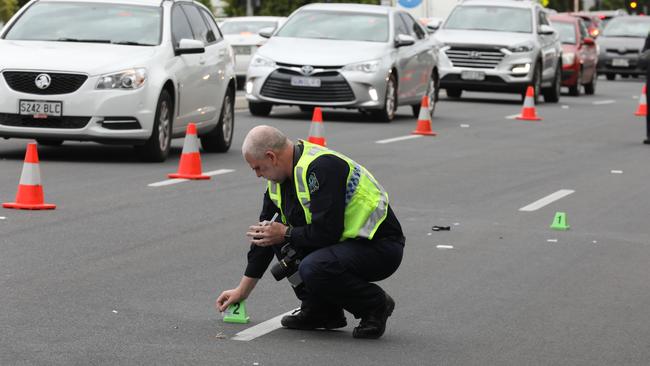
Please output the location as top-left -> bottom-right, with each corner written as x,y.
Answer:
550,14 -> 599,96
569,12 -> 604,38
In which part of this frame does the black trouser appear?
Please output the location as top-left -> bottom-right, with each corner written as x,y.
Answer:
281,236 -> 404,319
646,66 -> 650,143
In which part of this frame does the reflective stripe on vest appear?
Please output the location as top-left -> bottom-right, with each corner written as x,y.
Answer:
266,141 -> 388,240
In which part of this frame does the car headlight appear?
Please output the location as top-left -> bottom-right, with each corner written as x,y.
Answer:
250,54 -> 276,68
342,59 -> 380,73
508,43 -> 534,53
96,68 -> 146,90
562,52 -> 576,66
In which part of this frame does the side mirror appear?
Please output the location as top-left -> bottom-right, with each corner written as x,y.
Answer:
175,39 -> 205,55
395,34 -> 416,47
259,27 -> 274,39
583,37 -> 595,46
539,24 -> 556,36
426,19 -> 442,33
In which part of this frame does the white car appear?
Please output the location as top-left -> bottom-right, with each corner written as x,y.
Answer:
220,16 -> 286,85
0,0 -> 236,161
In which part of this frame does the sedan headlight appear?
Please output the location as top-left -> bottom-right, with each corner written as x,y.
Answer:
250,54 -> 276,68
96,68 -> 146,90
508,43 -> 534,53
562,52 -> 576,66
342,59 -> 380,73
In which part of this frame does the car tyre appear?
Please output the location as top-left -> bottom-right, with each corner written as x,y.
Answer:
36,139 -> 63,146
200,89 -> 234,153
606,73 -> 616,81
249,101 -> 272,116
543,62 -> 561,103
371,73 -> 397,122
446,88 -> 462,98
569,67 -> 582,96
135,89 -> 172,162
584,71 -> 596,95
412,69 -> 439,119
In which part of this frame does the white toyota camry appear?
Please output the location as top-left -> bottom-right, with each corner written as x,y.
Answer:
0,0 -> 236,161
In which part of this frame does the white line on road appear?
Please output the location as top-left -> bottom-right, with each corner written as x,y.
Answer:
231,308 -> 299,341
436,245 -> 454,249
611,170 -> 623,174
375,135 -> 422,144
593,100 -> 615,105
547,239 -> 558,243
148,169 -> 235,187
505,114 -> 520,120
519,189 -> 575,212
561,105 -> 570,109
0,216 -> 6,220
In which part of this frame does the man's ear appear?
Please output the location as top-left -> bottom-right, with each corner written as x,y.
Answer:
265,151 -> 277,164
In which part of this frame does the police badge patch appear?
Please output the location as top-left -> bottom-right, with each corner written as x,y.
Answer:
308,172 -> 320,194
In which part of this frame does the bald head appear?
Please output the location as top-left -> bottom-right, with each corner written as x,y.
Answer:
242,125 -> 291,160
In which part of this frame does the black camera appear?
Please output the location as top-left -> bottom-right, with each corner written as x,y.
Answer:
270,243 -> 303,287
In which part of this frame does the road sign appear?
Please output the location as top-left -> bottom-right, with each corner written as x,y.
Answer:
398,0 -> 422,9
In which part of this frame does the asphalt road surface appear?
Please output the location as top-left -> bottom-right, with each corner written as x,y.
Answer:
1,78 -> 649,366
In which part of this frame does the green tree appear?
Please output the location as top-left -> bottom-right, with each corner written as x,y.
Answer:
225,0 -> 379,17
593,0 -> 627,10
1,0 -> 18,23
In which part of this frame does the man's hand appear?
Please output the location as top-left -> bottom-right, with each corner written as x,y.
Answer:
246,221 -> 287,247
216,288 -> 244,312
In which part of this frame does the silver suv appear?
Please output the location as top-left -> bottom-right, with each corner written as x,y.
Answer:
434,0 -> 562,102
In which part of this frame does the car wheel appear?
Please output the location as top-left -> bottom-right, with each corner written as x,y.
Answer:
249,101 -> 272,116
36,139 -> 63,146
525,63 -> 542,104
200,89 -> 234,153
135,89 -> 172,162
371,73 -> 397,122
621,73 -> 629,78
543,62 -> 561,103
569,67 -> 582,96
606,73 -> 616,81
446,88 -> 462,98
584,71 -> 597,95
411,69 -> 439,119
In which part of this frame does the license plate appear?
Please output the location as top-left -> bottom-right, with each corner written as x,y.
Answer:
612,58 -> 629,67
291,76 -> 321,87
233,45 -> 252,55
19,100 -> 62,117
461,70 -> 485,81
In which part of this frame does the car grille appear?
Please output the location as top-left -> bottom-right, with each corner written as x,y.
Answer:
605,48 -> 639,55
0,113 -> 91,129
260,69 -> 355,103
3,71 -> 88,95
445,47 -> 505,69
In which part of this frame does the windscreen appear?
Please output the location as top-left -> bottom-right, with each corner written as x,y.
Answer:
3,2 -> 162,45
220,20 -> 279,35
602,17 -> 650,38
276,10 -> 388,42
552,21 -> 576,44
444,6 -> 532,33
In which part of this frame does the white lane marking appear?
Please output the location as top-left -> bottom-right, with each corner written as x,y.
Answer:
436,245 -> 454,249
0,216 -> 6,220
375,135 -> 422,144
633,95 -> 639,99
519,189 -> 575,212
231,308 -> 299,341
505,114 -> 520,120
611,170 -> 623,174
460,124 -> 470,128
148,169 -> 235,187
593,100 -> 615,105
561,105 -> 570,109
547,239 -> 558,243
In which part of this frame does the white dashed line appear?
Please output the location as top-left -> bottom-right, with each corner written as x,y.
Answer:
547,239 -> 558,243
436,245 -> 454,249
593,100 -> 615,105
561,105 -> 570,109
148,169 -> 235,187
611,170 -> 623,174
460,124 -> 470,128
519,189 -> 575,212
375,135 -> 422,144
505,114 -> 520,120
0,216 -> 6,220
231,308 -> 299,341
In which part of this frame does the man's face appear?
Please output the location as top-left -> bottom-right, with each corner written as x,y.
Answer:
245,151 -> 286,183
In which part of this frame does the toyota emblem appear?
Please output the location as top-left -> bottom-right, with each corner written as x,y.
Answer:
35,74 -> 51,90
301,65 -> 314,75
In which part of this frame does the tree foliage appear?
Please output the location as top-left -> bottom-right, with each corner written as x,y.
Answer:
1,0 -> 18,23
224,0 -> 379,17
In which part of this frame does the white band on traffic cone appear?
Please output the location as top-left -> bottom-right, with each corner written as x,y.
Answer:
18,162 -> 42,186
309,121 -> 324,138
180,132 -> 200,154
523,95 -> 535,108
417,102 -> 430,121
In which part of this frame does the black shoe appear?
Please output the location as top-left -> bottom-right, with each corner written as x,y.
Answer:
644,139 -> 650,145
281,306 -> 347,330
352,293 -> 395,339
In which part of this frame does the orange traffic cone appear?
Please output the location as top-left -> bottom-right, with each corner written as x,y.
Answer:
412,96 -> 437,136
635,84 -> 647,116
3,142 -> 56,210
516,86 -> 542,121
307,107 -> 327,146
168,123 -> 210,180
